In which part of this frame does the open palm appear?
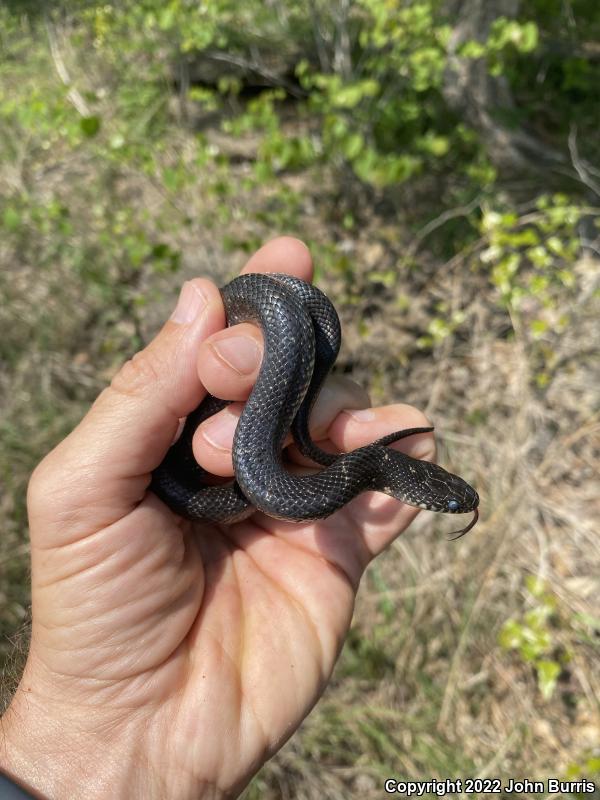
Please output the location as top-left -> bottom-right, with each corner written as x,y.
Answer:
2,238 -> 435,800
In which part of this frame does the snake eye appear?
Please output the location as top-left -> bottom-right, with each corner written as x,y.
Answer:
447,498 -> 460,512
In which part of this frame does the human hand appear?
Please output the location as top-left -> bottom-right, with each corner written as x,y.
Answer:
0,237 -> 435,800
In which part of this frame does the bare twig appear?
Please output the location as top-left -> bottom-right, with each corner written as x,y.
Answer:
201,50 -> 307,98
45,17 -> 91,117
568,124 -> 600,199
333,0 -> 352,80
404,195 -> 483,262
307,0 -> 331,72
177,56 -> 190,123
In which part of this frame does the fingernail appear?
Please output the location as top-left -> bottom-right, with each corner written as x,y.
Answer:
170,281 -> 207,324
200,414 -> 236,451
344,408 -> 375,422
210,336 -> 261,375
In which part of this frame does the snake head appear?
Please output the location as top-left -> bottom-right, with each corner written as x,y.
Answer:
420,463 -> 477,508
418,461 -> 479,540
419,464 -> 479,540
384,452 -> 479,539
433,470 -> 479,516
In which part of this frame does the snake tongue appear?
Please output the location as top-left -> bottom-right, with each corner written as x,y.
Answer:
446,508 -> 479,541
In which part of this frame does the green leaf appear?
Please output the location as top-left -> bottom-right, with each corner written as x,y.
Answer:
343,132 -> 365,160
158,4 -> 177,30
2,206 -> 21,231
458,40 -> 486,58
525,575 -> 546,597
331,85 -> 364,108
531,319 -> 548,338
536,660 -> 560,700
585,757 -> 600,774
418,133 -> 450,156
524,606 -> 552,630
520,22 -> 539,53
80,115 -> 101,137
498,619 -> 523,650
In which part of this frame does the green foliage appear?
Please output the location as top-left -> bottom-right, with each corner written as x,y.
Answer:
471,195 -> 596,388
416,308 -> 466,349
460,17 -> 540,75
2,0 -> 597,262
415,193 -> 591,351
1,0 -> 595,396
499,575 -> 570,700
0,0 -> 596,419
293,0 -> 466,188
339,626 -> 396,681
564,754 -> 600,783
479,195 -> 581,314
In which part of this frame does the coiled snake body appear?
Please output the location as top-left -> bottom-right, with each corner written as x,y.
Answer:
151,273 -> 479,536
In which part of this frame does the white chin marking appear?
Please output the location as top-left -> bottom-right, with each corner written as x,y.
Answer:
418,503 -> 429,509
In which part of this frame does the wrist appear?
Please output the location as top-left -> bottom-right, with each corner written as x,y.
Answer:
0,679 -> 144,799
0,667 -> 229,800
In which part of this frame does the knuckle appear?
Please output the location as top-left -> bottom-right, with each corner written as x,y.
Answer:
27,457 -> 50,509
110,348 -> 163,399
27,449 -> 66,516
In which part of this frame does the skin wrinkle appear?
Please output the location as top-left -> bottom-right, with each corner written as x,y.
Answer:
30,525 -> 157,589
6,691 -> 150,797
97,575 -> 199,643
340,504 -> 378,554
186,625 -> 246,727
229,545 -> 247,709
23,655 -> 126,696
207,337 -> 262,379
29,483 -> 106,538
33,614 -> 137,665
313,512 -> 372,586
322,525 -> 370,589
252,512 -> 367,593
31,520 -> 188,599
15,664 -> 146,722
225,523 -> 337,686
227,552 -> 273,769
200,410 -> 241,453
103,296 -> 222,446
109,359 -> 170,406
34,554 -> 201,660
164,711 -> 226,800
108,313 -> 208,409
30,629 -> 193,712
208,521 -> 332,696
230,514 -> 352,602
340,498 -> 395,558
181,624 -> 253,783
29,472 -> 154,547
224,549 -> 324,765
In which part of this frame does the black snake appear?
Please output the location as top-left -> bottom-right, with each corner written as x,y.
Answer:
151,273 -> 479,537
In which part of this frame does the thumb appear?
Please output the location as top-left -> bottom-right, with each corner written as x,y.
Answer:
28,279 -> 225,541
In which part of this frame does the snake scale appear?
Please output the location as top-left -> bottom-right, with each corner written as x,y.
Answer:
151,273 -> 479,537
